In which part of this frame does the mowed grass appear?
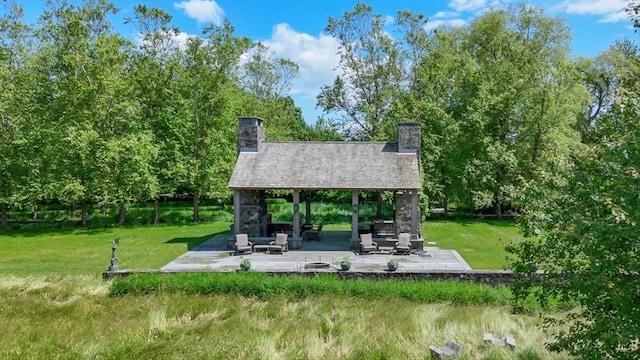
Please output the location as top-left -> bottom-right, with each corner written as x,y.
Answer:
0,223 -> 230,276
423,220 -> 523,270
0,220 -> 521,274
327,220 -> 522,270
0,276 -> 568,360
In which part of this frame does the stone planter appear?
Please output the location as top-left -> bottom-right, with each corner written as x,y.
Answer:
387,260 -> 399,271
240,259 -> 251,271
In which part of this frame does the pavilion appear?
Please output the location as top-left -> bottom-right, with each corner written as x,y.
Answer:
228,117 -> 422,250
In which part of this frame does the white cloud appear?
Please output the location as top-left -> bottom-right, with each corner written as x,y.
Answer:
556,0 -> 626,15
424,19 -> 467,31
598,10 -> 629,23
433,11 -> 461,19
448,0 -> 488,12
173,32 -> 198,49
174,0 -> 224,25
262,23 -> 341,99
384,15 -> 395,25
555,0 -> 628,22
135,31 -> 198,51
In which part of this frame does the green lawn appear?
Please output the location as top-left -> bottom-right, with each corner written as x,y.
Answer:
0,223 -> 231,276
0,219 -> 521,276
423,220 -> 523,269
327,220 -> 522,270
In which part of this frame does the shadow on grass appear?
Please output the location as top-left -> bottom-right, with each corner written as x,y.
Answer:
425,218 -> 519,228
165,230 -> 230,251
1,222 -> 112,237
1,221 -> 221,238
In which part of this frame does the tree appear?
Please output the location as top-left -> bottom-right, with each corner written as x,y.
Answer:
317,2 -> 403,140
127,4 -> 186,223
507,63 -> 640,357
177,21 -> 250,222
238,42 -> 309,141
239,42 -> 298,101
34,0 -> 158,226
575,39 -> 638,144
0,0 -> 30,229
439,4 -> 585,217
507,9 -> 640,351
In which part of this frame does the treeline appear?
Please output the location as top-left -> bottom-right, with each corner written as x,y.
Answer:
1,1 -> 638,229
317,3 -> 638,218
0,0 -> 338,229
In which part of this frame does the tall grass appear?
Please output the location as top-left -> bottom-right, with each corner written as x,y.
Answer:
0,275 -> 569,360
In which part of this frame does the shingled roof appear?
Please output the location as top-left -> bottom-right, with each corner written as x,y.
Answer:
228,141 -> 420,190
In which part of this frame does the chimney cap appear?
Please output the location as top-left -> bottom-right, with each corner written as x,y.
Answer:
398,122 -> 420,127
239,117 -> 264,126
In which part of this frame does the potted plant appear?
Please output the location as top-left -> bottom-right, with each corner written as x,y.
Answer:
339,256 -> 351,271
387,258 -> 399,271
239,258 -> 251,271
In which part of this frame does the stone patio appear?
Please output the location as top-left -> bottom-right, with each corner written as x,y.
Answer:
161,231 -> 472,272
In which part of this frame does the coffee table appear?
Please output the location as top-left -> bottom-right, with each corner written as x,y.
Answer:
378,246 -> 394,255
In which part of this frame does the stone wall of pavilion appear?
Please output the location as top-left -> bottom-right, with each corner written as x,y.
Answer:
237,190 -> 267,237
395,190 -> 419,235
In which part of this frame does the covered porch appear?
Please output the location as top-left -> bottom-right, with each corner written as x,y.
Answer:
230,188 -> 422,251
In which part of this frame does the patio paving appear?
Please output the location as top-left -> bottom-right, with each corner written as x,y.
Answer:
161,231 -> 472,272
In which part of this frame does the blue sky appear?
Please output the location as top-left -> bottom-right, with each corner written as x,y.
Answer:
17,0 -> 638,123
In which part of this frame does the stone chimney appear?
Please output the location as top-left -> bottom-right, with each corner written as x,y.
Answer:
398,122 -> 420,154
237,117 -> 264,154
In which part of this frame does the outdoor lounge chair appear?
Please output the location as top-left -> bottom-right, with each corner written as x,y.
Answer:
429,340 -> 462,359
395,233 -> 412,255
269,232 -> 289,253
234,233 -> 253,255
360,233 -> 378,254
305,220 -> 324,241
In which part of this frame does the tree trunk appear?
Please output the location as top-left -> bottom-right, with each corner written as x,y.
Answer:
32,207 -> 38,220
193,192 -> 200,223
100,204 -> 106,216
71,203 -> 76,218
153,199 -> 160,224
494,192 -> 502,220
443,196 -> 449,219
1,203 -> 8,230
469,195 -> 474,219
118,203 -> 126,225
81,202 -> 88,227
376,192 -> 382,219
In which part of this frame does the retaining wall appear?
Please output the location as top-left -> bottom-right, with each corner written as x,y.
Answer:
103,269 -> 531,286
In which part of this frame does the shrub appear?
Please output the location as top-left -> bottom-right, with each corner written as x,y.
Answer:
110,272 -> 513,305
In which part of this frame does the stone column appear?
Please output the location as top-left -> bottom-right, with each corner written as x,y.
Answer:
411,190 -> 419,237
233,190 -> 240,235
352,190 -> 359,241
293,190 -> 300,240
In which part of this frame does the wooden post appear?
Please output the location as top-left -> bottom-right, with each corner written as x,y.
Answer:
352,190 -> 359,241
293,190 -> 300,239
305,191 -> 312,225
233,190 -> 241,235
